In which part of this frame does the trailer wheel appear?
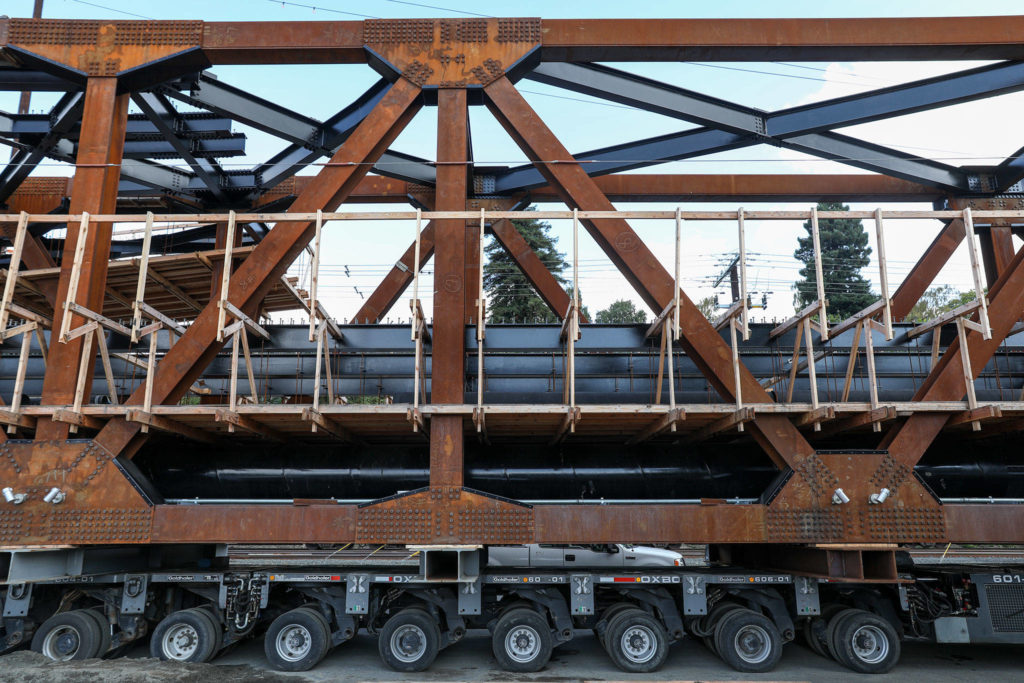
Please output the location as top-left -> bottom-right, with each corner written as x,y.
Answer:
714,608 -> 783,673
824,608 -> 860,662
492,607 -> 553,673
829,610 -> 900,674
150,607 -> 221,663
804,603 -> 844,658
82,609 -> 112,658
702,602 -> 743,655
264,607 -> 331,671
378,608 -> 440,672
596,603 -> 635,650
31,610 -> 105,661
604,608 -> 669,673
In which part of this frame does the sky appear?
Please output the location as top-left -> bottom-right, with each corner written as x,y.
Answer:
3,1 -> 1023,324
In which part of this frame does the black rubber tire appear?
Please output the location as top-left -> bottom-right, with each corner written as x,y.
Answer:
264,606 -> 331,672
31,610 -> 105,661
603,608 -> 669,673
802,617 -> 828,658
378,608 -> 440,672
714,608 -> 783,673
150,608 -> 221,663
825,608 -> 861,663
491,607 -> 553,673
830,610 -> 901,674
703,602 -> 743,656
82,608 -> 112,658
806,604 -> 846,658
596,603 -> 635,650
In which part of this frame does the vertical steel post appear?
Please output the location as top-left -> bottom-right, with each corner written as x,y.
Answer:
429,88 -> 469,488
36,77 -> 128,442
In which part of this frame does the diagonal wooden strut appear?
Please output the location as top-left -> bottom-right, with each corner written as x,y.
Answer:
483,76 -> 813,470
91,78 -> 424,459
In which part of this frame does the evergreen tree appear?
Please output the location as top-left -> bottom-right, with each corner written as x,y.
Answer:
484,212 -> 570,323
596,299 -> 647,323
793,201 -> 874,319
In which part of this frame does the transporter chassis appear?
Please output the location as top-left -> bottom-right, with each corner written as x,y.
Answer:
3,545 -> 1023,674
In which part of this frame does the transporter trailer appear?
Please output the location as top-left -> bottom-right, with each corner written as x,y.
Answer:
3,544 -> 1024,674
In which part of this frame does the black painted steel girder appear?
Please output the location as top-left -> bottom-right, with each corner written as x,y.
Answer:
165,74 -> 436,191
0,91 -> 83,203
498,60 -> 1024,193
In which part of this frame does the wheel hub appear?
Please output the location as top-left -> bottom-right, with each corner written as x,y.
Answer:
851,624 -> 888,664
276,624 -> 312,661
621,625 -> 657,663
391,624 -> 427,663
734,624 -> 771,664
506,626 -> 539,662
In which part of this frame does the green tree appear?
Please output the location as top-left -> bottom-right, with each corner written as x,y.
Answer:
907,285 -> 977,322
793,201 -> 875,319
696,296 -> 718,319
484,212 -> 569,323
596,299 -> 647,323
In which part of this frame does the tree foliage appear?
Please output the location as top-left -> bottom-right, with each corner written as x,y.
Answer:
596,299 -> 647,323
484,213 -> 570,323
907,285 -> 978,322
793,201 -> 875,319
696,296 -> 717,319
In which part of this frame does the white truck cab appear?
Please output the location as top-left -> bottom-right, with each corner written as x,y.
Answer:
487,543 -> 683,568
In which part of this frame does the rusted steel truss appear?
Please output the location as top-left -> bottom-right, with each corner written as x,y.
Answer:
2,16 -> 1024,549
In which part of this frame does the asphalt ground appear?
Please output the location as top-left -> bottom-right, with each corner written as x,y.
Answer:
209,629 -> 1021,682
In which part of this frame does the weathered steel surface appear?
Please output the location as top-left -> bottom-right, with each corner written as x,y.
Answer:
91,77 -> 423,459
484,75 -> 814,471
36,77 -> 128,442
538,17 -> 1024,62
0,441 -> 152,546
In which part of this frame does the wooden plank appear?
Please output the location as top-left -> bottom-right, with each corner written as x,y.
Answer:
906,300 -> 982,339
793,405 -> 836,427
822,406 -> 897,435
0,410 -> 35,430
690,407 -> 755,441
137,301 -> 186,336
830,300 -> 886,338
549,408 -> 580,446
644,301 -> 674,339
215,409 -> 286,441
302,407 -> 351,440
52,408 -> 105,431
0,211 -> 29,332
125,409 -> 217,444
771,298 -> 826,340
713,300 -> 743,332
67,302 -> 132,337
948,405 -> 1001,427
625,408 -> 685,445
220,299 -> 270,340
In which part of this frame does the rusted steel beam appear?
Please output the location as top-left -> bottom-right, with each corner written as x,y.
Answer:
11,17 -> 1024,66
36,78 -> 128,442
538,17 -> 1024,62
484,76 -> 814,471
353,221 -> 436,323
978,226 -> 1016,287
429,88 -> 469,488
530,174 -> 941,203
879,245 -> 1024,467
489,217 -> 589,323
91,78 -> 423,459
890,218 -> 966,321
